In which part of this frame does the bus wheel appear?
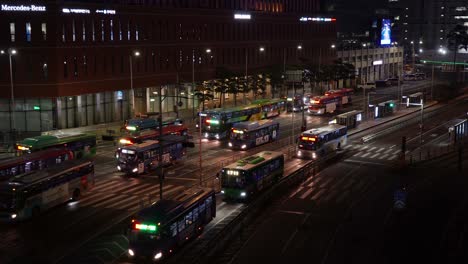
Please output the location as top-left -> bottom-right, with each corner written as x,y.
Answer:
72,189 -> 81,201
32,206 -> 40,218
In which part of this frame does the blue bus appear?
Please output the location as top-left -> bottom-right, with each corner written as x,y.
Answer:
127,188 -> 216,261
124,117 -> 183,132
116,135 -> 191,175
220,151 -> 284,201
0,159 -> 94,221
228,120 -> 280,150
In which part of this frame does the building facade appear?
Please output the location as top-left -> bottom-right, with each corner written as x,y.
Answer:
0,0 -> 337,136
388,0 -> 468,52
337,46 -> 404,83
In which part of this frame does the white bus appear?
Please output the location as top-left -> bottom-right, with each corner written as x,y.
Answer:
296,124 -> 347,159
0,159 -> 94,221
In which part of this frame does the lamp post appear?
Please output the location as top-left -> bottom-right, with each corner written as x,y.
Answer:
129,50 -> 140,116
1,48 -> 17,135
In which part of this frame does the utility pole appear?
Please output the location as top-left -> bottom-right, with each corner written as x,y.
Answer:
192,50 -> 195,119
199,106 -> 203,186
431,64 -> 434,100
419,99 -> 424,146
158,85 -> 164,200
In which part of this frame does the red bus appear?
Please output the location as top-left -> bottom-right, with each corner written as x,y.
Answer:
325,88 -> 354,106
308,95 -> 340,115
118,124 -> 189,147
0,148 -> 73,181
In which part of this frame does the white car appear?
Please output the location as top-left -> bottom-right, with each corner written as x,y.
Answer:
357,82 -> 376,91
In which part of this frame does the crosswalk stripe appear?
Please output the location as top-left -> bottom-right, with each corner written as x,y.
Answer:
131,183 -> 164,195
368,147 -> 377,151
121,186 -> 186,211
302,176 -> 315,187
91,180 -> 122,192
388,155 -> 398,160
320,189 -> 338,203
289,186 -> 304,199
89,193 -> 130,208
369,153 -> 380,159
343,145 -> 353,150
378,154 -> 390,160
360,152 -> 371,158
106,181 -> 146,194
79,192 -> 115,205
361,146 -> 369,150
392,149 -> 401,155
319,177 -> 334,189
299,187 -> 316,199
384,148 -> 394,154
375,148 -> 385,153
311,189 -> 326,201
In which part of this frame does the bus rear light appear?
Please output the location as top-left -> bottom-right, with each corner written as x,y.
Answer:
17,146 -> 29,151
301,137 -> 316,142
119,138 -> 133,145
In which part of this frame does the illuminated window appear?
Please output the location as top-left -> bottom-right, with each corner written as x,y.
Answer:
110,20 -> 114,41
82,21 -> 86,41
135,24 -> 139,40
62,23 -> 66,42
119,21 -> 122,40
101,20 -> 105,41
127,21 -> 131,40
41,23 -> 47,41
73,56 -> 78,77
72,19 -> 76,42
63,57 -> 68,78
26,22 -> 31,42
91,20 -> 95,41
10,22 -> 15,42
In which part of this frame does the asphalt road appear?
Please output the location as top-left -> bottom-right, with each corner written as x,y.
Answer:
216,94 -> 467,264
0,80 -> 434,264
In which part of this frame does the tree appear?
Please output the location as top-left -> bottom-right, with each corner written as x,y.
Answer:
447,24 -> 468,83
194,82 -> 214,111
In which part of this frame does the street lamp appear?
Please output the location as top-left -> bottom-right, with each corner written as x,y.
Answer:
297,45 -> 302,50
129,50 -> 140,116
1,48 -> 17,135
331,44 -> 336,49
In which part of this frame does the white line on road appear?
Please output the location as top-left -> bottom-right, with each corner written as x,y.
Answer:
369,153 -> 380,159
299,187 -> 316,199
378,154 -> 390,160
360,152 -> 372,158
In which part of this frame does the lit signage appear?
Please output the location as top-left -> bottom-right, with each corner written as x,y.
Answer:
234,13 -> 251,20
62,8 -> 90,14
373,60 -> 383,65
300,17 -> 336,22
380,19 -> 392,45
1,4 -> 46,12
96,9 -> 116,15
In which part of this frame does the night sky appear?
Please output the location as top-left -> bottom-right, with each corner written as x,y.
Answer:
324,0 -> 388,32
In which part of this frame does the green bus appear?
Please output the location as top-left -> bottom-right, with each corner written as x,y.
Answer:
16,133 -> 97,159
200,104 -> 264,140
220,151 -> 284,201
252,98 -> 287,118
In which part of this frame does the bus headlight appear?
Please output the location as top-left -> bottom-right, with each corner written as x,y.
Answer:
11,214 -> 17,219
312,153 -> 317,159
228,142 -> 232,147
117,166 -> 121,171
154,252 -> 163,260
215,134 -> 220,139
128,249 -> 135,257
205,133 -> 209,138
240,192 -> 247,197
221,190 -> 225,194
132,168 -> 138,173
297,151 -> 302,157
241,144 -> 247,149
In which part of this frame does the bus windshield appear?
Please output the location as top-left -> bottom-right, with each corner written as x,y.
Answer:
298,137 -> 318,151
231,131 -> 247,140
119,149 -> 138,161
222,172 -> 245,188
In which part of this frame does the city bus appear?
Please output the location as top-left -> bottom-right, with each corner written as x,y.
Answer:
124,117 -> 183,132
296,124 -> 347,159
116,135 -> 190,175
252,98 -> 287,118
127,188 -> 216,261
0,159 -> 94,221
308,95 -> 340,115
0,148 -> 73,182
118,124 -> 189,147
200,104 -> 263,139
16,133 -> 96,159
325,88 -> 354,106
220,151 -> 284,201
286,94 -> 305,112
228,120 -> 280,150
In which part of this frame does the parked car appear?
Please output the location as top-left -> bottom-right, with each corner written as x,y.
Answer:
357,82 -> 376,91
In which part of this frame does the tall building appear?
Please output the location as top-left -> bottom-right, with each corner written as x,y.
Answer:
0,0 -> 337,134
389,0 -> 468,51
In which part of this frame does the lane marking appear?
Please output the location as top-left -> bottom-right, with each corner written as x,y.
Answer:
299,187 -> 316,199
388,155 -> 398,160
289,186 -> 304,199
311,189 -> 326,201
360,152 -> 371,158
369,153 -> 380,159
384,148 -> 394,154
378,154 -> 390,160
375,147 -> 385,153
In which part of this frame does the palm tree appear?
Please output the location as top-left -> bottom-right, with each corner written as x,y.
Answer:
447,24 -> 468,83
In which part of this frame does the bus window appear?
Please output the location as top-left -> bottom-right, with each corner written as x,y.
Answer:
185,211 -> 193,225
178,218 -> 186,232
193,206 -> 199,221
170,222 -> 177,237
199,201 -> 206,213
